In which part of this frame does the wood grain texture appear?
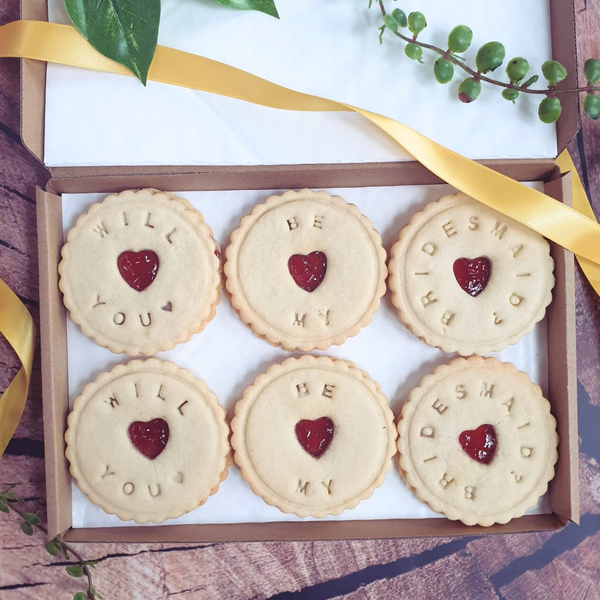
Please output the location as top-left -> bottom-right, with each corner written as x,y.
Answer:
0,0 -> 599,598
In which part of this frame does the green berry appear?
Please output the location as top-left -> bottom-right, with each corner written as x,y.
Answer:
538,97 -> 562,124
475,42 -> 506,73
447,25 -> 473,53
434,58 -> 454,84
584,58 -> 600,85
391,8 -> 408,28
458,78 -> 482,103
405,43 -> 423,62
408,12 -> 427,35
584,94 -> 600,120
541,60 -> 567,86
73,593 -> 88,600
506,57 -> 530,84
383,15 -> 398,33
502,88 -> 520,103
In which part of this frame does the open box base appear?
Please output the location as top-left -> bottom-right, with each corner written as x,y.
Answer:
37,160 -> 578,543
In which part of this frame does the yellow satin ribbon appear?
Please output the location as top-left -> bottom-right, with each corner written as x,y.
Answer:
1,21 -> 598,268
0,19 -> 597,452
0,278 -> 35,458
556,151 -> 600,292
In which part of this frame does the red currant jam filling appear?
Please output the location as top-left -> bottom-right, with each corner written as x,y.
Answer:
453,256 -> 492,297
459,424 -> 497,465
128,418 -> 169,460
295,417 -> 334,458
288,251 -> 327,292
117,250 -> 159,292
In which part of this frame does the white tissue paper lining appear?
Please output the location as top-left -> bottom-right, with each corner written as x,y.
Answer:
45,0 -> 557,167
62,182 -> 551,528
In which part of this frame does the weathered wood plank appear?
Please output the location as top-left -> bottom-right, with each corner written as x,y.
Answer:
0,0 -> 599,599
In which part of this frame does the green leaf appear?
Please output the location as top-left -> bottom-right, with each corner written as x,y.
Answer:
211,0 -> 279,19
73,592 -> 88,600
584,94 -> 600,120
541,60 -> 567,86
458,77 -> 482,103
23,513 -> 40,526
391,9 -> 407,28
584,58 -> 600,85
506,57 -> 530,84
63,0 -> 161,85
475,42 -> 505,74
434,58 -> 454,84
383,14 -> 398,33
538,97 -> 562,123
20,521 -> 33,536
502,88 -> 520,103
447,25 -> 473,53
45,540 -> 61,556
522,74 -> 539,89
407,12 -> 427,35
0,501 -> 9,513
66,565 -> 84,578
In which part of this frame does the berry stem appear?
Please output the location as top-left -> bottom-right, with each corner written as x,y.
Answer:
378,0 -> 599,96
1,487 -> 100,599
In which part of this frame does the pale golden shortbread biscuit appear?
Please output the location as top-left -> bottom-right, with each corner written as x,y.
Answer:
388,193 -> 555,355
59,189 -> 221,356
397,357 -> 558,526
65,359 -> 231,524
231,356 -> 397,518
224,189 -> 387,351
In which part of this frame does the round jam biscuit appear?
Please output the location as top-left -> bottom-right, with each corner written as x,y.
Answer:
388,193 -> 555,356
224,189 -> 387,351
59,189 -> 221,356
231,356 -> 397,518
65,359 -> 231,524
397,357 -> 558,526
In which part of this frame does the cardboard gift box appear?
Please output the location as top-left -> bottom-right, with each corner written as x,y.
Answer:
22,0 -> 579,542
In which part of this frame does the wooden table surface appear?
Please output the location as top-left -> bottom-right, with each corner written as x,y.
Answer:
1,1 -> 599,598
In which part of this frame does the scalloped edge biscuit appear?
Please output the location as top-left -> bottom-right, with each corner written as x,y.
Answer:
59,189 -> 222,356
231,355 -> 397,518
65,358 -> 231,524
224,189 -> 387,352
388,193 -> 555,356
397,356 -> 559,527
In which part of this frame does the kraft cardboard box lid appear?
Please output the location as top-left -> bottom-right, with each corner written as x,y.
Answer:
20,0 -> 578,173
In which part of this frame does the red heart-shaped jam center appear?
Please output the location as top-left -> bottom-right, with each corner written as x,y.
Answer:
288,251 -> 327,292
453,256 -> 492,297
295,417 -> 334,458
128,418 -> 169,460
118,250 -> 159,292
459,424 -> 497,465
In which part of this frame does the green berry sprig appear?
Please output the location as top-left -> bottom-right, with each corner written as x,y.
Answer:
0,485 -> 103,600
373,0 -> 600,123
